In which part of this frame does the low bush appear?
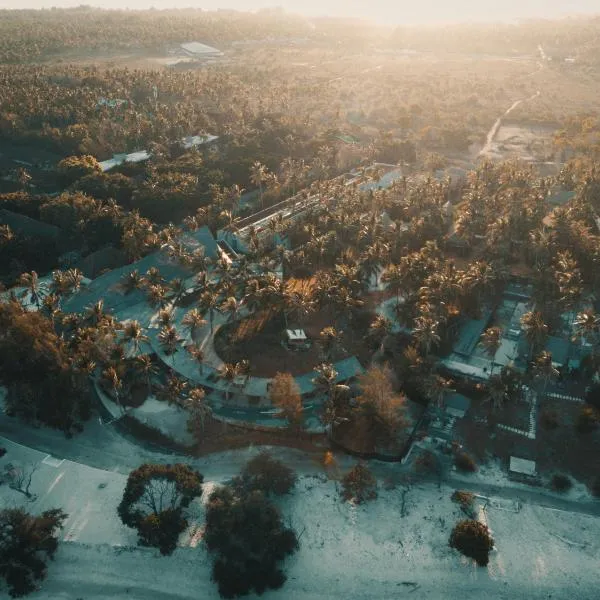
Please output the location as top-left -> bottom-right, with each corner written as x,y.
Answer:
449,519 -> 494,566
232,452 -> 296,497
454,451 -> 477,473
575,406 -> 600,434
539,409 -> 560,430
549,473 -> 572,493
341,463 -> 377,504
451,490 -> 476,517
589,476 -> 600,498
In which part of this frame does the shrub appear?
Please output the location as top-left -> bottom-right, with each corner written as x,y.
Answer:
414,450 -> 440,474
539,409 -> 560,430
341,463 -> 377,503
449,519 -> 494,566
549,473 -> 572,493
233,452 -> 296,497
454,451 -> 477,473
589,476 -> 600,498
575,406 -> 600,434
0,508 -> 67,597
451,490 -> 476,517
205,487 -> 298,598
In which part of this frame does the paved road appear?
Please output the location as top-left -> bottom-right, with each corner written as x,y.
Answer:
3,411 -> 600,521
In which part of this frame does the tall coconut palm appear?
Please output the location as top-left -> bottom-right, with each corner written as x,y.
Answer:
120,269 -> 143,295
368,314 -> 392,347
381,263 -> 403,302
157,308 -> 173,328
122,320 -> 148,357
412,315 -> 441,356
319,326 -> 343,361
146,284 -> 167,308
85,299 -> 107,327
217,362 -> 238,401
183,387 -> 212,439
520,311 -> 548,360
480,326 -> 502,374
221,296 -> 240,324
250,161 -> 268,209
188,343 -> 206,376
421,373 -> 452,409
312,362 -> 349,433
18,271 -> 41,307
167,278 -> 187,305
158,325 -> 182,363
182,308 -> 207,342
0,224 -> 13,245
573,309 -> 599,348
135,354 -> 158,398
102,366 -> 123,412
483,374 -> 509,413
532,350 -> 559,394
158,375 -> 188,406
200,290 -> 219,333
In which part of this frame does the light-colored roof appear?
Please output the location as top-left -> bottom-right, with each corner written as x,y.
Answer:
286,329 -> 307,341
181,134 -> 219,149
99,150 -> 151,172
510,456 -> 537,476
494,338 -> 519,367
180,42 -> 222,55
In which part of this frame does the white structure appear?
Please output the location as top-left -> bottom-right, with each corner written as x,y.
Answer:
99,151 -> 151,172
286,329 -> 307,345
181,134 -> 219,149
509,456 -> 537,477
180,42 -> 223,57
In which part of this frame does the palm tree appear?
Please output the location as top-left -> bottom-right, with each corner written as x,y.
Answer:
421,373 -> 452,409
250,161 -> 268,208
167,278 -> 187,304
188,343 -> 206,376
412,315 -> 441,356
120,270 -> 143,295
134,354 -> 158,398
368,314 -> 392,347
0,224 -> 14,245
158,325 -> 182,363
221,296 -> 240,324
85,299 -> 106,327
480,326 -> 502,374
381,263 -> 403,302
520,311 -> 548,360
319,326 -> 343,361
217,362 -> 238,401
312,362 -> 349,434
182,308 -> 207,342
483,374 -> 509,413
573,309 -> 599,349
532,350 -> 559,394
157,308 -> 173,328
18,271 -> 41,307
146,284 -> 167,308
158,375 -> 188,406
102,366 -> 123,412
122,320 -> 148,357
200,290 -> 219,333
183,387 -> 212,440
237,359 -> 251,386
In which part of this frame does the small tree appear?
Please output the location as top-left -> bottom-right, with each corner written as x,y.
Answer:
118,464 -> 203,555
355,365 -> 408,447
270,372 -> 303,431
0,508 -> 67,597
549,473 -> 572,493
449,519 -> 494,566
576,406 -> 600,434
454,451 -> 477,473
233,452 -> 296,497
341,463 -> 377,504
205,486 -> 298,598
4,462 -> 39,499
451,490 -> 476,518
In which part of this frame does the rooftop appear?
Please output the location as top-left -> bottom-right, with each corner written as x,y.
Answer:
509,456 -> 537,476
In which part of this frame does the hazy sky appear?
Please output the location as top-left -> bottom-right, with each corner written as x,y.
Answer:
1,0 -> 599,25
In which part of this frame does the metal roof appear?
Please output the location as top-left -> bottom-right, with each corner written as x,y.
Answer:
509,456 -> 537,476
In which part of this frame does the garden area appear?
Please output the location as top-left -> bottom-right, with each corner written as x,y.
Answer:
213,304 -> 372,377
